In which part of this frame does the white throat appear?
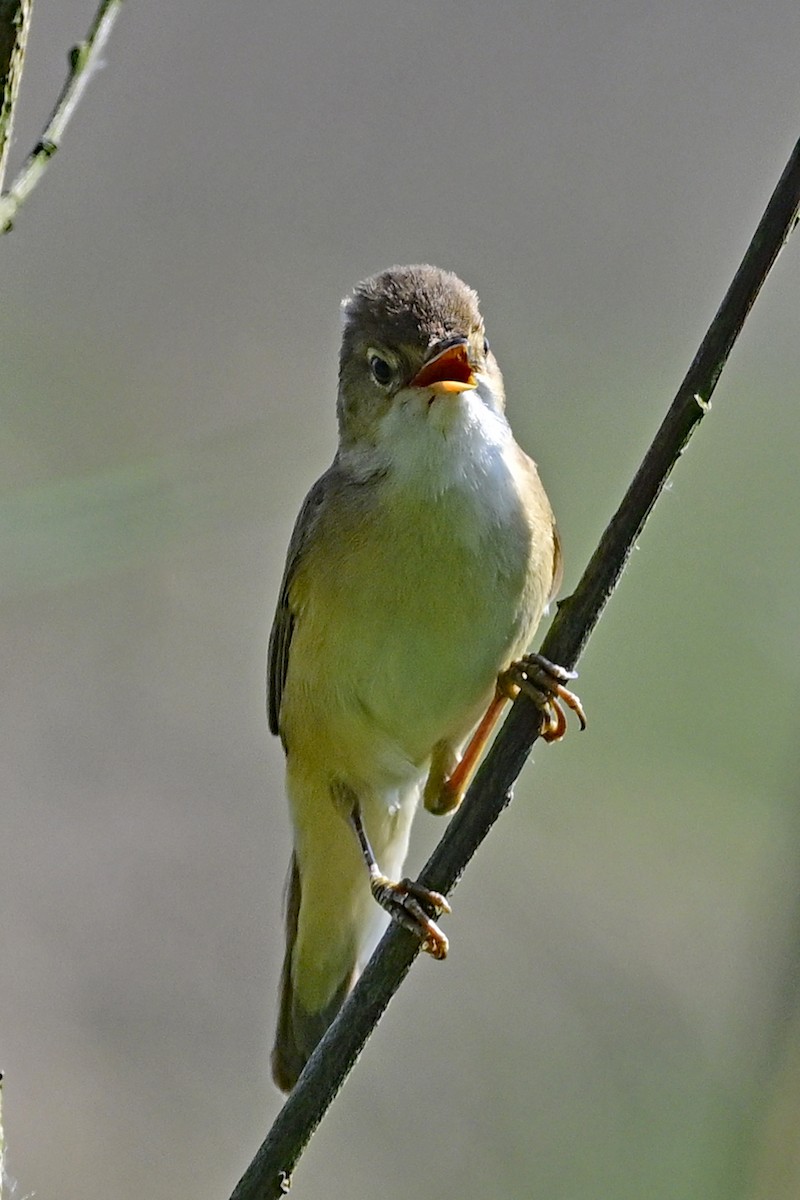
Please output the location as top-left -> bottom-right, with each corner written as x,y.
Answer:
375,376 -> 516,500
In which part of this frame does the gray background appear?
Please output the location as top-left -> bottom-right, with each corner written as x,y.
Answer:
2,2 -> 800,1198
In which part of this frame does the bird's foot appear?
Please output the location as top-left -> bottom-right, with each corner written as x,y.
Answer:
370,875 -> 451,959
500,652 -> 586,742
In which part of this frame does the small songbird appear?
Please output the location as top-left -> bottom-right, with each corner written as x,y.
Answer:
267,265 -> 583,1091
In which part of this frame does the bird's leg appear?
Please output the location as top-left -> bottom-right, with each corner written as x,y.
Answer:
349,803 -> 450,960
426,653 -> 586,816
424,694 -> 508,815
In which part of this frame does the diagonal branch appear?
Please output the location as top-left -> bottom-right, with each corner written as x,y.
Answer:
229,135 -> 800,1200
0,0 -> 123,234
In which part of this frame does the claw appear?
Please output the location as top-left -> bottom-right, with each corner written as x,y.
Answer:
371,875 -> 450,959
500,651 -> 586,743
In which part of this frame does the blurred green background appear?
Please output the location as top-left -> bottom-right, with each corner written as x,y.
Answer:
2,2 -> 800,1198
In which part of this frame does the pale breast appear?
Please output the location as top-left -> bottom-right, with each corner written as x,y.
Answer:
282,431 -> 555,782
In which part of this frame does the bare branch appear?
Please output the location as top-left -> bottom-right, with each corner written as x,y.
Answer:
228,135 -> 800,1200
0,0 -> 123,233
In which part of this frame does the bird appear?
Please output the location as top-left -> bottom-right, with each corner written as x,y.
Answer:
267,264 -> 583,1091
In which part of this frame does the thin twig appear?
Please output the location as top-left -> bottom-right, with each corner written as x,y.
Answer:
0,0 -> 123,233
0,0 -> 33,192
228,136 -> 800,1200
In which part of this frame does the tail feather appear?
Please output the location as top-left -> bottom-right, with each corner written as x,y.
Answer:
271,856 -> 356,1092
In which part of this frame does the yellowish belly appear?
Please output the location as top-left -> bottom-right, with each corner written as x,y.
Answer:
281,478 -> 550,788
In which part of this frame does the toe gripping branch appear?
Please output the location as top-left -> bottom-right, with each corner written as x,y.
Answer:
350,804 -> 451,959
499,651 -> 586,742
346,654 -> 583,963
433,650 -> 586,815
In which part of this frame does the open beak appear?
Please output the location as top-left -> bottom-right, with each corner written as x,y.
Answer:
409,341 -> 477,395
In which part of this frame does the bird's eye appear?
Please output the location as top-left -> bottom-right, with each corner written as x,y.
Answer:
368,354 -> 393,387
483,336 -> 490,356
